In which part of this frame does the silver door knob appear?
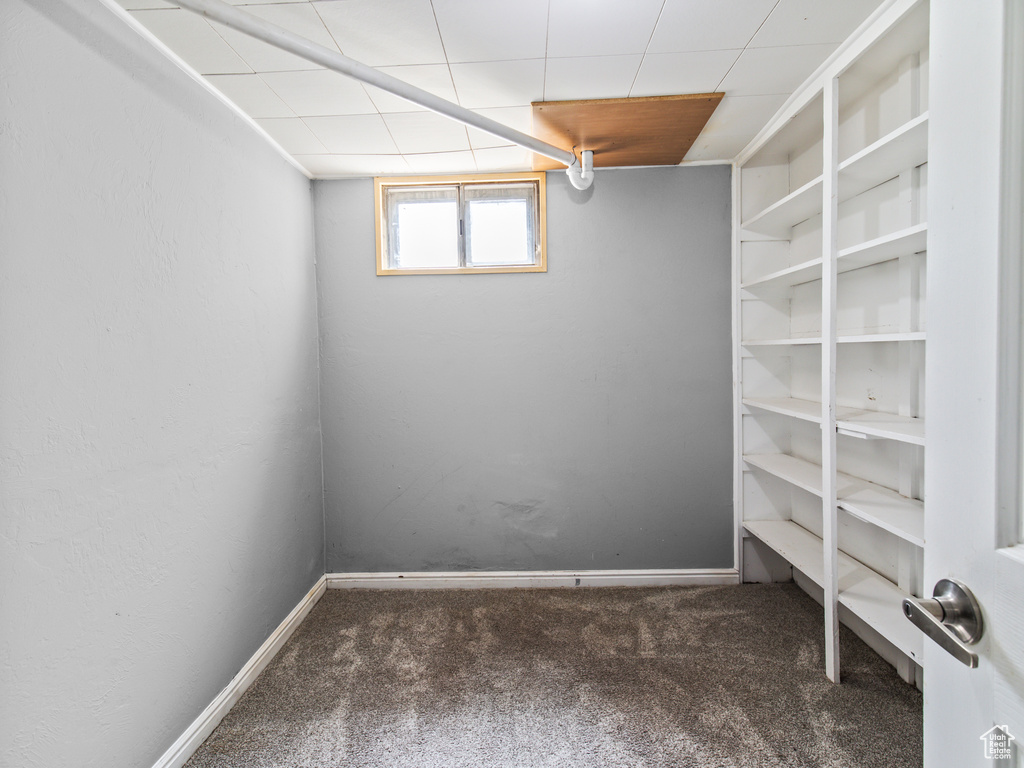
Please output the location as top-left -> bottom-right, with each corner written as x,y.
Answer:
902,578 -> 984,668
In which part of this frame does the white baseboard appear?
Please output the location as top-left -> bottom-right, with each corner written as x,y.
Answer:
151,576 -> 327,768
326,569 -> 739,590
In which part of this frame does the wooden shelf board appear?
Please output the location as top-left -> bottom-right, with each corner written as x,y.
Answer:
838,223 -> 928,271
741,257 -> 823,292
839,113 -> 929,201
741,175 -> 823,238
741,337 -> 823,347
837,410 -> 925,446
744,452 -> 923,544
743,520 -> 924,662
742,397 -> 823,424
743,453 -> 825,496
837,332 -> 926,343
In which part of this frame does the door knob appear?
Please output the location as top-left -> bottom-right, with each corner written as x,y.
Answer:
902,578 -> 984,668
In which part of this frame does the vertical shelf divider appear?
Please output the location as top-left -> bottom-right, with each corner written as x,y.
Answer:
821,76 -> 841,683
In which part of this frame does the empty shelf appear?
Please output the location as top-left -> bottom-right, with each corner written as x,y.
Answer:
744,452 -> 923,544
839,113 -> 929,201
838,223 -> 927,271
742,397 -> 823,423
741,175 -> 824,238
743,520 -> 923,662
837,410 -> 925,446
741,257 -> 823,293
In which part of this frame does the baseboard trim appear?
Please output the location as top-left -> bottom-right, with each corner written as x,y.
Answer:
151,575 -> 327,768
326,569 -> 739,589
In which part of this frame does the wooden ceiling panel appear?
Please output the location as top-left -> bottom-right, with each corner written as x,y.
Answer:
530,93 -> 723,170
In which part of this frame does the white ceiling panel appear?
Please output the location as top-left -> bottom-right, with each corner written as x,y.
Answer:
256,118 -> 328,154
118,0 -> 885,174
684,133 -> 753,161
432,0 -> 549,63
547,0 -> 665,58
204,74 -> 295,118
261,69 -> 377,116
543,55 -> 643,102
294,154 -> 411,177
750,0 -> 883,48
647,0 -> 778,53
404,151 -> 478,174
700,94 -> 789,137
209,4 -> 338,72
449,59 -> 545,109
314,0 -> 447,66
383,113 -> 471,154
362,65 -> 459,113
473,146 -> 534,172
629,50 -> 740,98
718,43 -> 838,97
465,107 -> 533,149
304,114 -> 400,153
130,9 -> 251,75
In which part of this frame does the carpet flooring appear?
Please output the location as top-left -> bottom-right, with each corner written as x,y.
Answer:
185,584 -> 922,768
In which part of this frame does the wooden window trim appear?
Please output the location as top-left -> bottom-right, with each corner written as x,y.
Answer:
374,172 -> 547,276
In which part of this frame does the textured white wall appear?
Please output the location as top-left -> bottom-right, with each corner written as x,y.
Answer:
0,3 -> 323,767
314,167 -> 734,573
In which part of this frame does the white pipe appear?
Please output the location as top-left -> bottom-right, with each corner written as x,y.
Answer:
565,149 -> 594,190
174,0 -> 580,171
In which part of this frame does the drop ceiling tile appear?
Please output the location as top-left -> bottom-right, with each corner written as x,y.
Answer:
363,65 -> 459,113
403,151 -> 478,174
211,4 -> 339,73
547,0 -> 665,58
718,44 -> 838,97
431,0 -> 548,63
313,0 -> 447,66
473,146 -> 534,172
647,0 -> 778,53
256,118 -> 328,154
683,134 -> 752,161
294,154 -> 411,177
383,113 -> 471,154
304,114 -> 400,153
543,55 -> 642,102
204,74 -> 295,117
465,107 -> 533,149
449,60 -> 545,109
130,9 -> 252,74
260,69 -> 377,116
700,94 -> 787,137
749,0 -> 883,48
629,50 -> 738,97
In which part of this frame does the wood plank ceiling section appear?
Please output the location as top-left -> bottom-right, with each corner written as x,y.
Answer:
531,94 -> 723,170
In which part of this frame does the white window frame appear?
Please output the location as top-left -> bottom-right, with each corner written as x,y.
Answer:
374,172 -> 547,276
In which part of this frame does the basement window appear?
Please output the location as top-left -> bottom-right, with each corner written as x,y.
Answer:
375,172 -> 546,275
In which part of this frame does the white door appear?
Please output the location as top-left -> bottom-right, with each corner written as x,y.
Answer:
922,1 -> 1024,766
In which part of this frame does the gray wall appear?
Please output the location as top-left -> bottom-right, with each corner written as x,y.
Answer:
315,166 -> 732,573
0,3 -> 323,767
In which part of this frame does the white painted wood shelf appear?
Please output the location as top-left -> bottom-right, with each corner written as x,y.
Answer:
838,223 -> 927,270
735,0 -> 929,683
838,113 -> 929,201
743,520 -> 924,663
741,175 -> 824,238
743,454 -> 923,545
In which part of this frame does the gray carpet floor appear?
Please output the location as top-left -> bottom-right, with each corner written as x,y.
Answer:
185,584 -> 922,768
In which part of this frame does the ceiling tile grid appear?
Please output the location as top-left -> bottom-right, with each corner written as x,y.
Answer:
117,0 -> 883,177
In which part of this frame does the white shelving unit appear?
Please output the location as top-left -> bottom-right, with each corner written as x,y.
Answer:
734,0 -> 929,685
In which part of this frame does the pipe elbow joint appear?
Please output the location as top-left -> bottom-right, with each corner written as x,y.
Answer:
566,150 -> 594,191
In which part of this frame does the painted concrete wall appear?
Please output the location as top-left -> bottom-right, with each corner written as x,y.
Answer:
0,3 -> 323,767
315,167 -> 733,573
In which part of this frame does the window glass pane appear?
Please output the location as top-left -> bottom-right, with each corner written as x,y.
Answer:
387,187 -> 458,269
464,183 -> 536,266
